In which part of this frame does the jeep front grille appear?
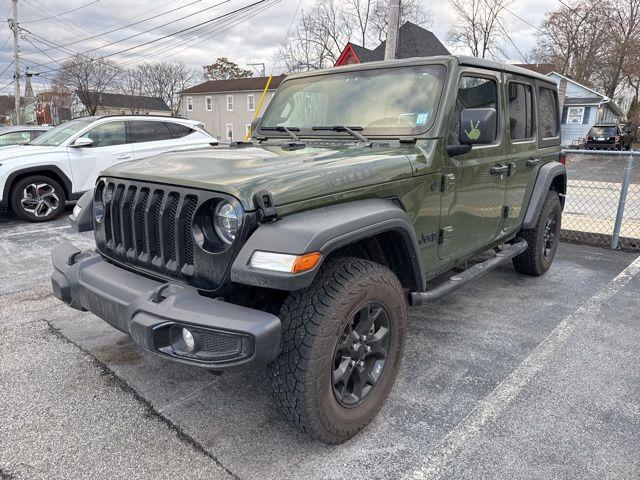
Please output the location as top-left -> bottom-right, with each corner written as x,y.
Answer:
99,180 -> 198,280
95,177 -> 256,292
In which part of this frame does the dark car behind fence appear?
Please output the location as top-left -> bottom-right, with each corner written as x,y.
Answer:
562,149 -> 640,251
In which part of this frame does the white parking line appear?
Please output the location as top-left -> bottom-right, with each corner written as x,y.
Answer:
1,225 -> 71,238
408,254 -> 640,480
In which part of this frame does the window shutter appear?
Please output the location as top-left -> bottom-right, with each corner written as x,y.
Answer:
561,107 -> 568,124
582,106 -> 591,124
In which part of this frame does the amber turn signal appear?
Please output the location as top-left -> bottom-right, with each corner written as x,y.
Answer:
292,252 -> 322,273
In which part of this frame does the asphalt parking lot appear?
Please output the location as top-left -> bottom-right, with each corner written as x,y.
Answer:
1,209 -> 639,480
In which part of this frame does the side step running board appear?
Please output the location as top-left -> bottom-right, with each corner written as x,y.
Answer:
409,239 -> 528,306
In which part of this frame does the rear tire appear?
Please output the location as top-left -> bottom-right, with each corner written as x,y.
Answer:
513,190 -> 562,276
265,257 -> 407,444
10,175 -> 66,222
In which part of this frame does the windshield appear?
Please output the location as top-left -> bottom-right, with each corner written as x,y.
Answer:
589,126 -> 616,136
29,117 -> 95,146
260,65 -> 447,137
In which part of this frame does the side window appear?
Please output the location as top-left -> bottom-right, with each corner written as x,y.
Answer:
449,75 -> 498,145
84,121 -> 126,147
0,131 -> 31,145
31,130 -> 45,140
508,82 -> 534,140
538,87 -> 559,139
130,121 -> 172,143
166,122 -> 194,139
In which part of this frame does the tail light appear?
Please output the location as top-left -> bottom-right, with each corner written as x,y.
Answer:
559,152 -> 566,165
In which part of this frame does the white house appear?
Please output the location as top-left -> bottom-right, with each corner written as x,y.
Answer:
546,72 -> 626,146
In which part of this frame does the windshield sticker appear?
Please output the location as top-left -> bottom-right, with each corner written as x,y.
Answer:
416,113 -> 429,125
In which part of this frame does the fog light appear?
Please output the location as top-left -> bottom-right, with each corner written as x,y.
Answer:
182,328 -> 195,351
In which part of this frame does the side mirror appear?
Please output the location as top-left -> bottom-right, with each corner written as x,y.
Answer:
459,108 -> 497,145
250,116 -> 262,137
72,137 -> 93,148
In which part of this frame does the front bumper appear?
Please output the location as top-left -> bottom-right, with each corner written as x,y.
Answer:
51,243 -> 281,369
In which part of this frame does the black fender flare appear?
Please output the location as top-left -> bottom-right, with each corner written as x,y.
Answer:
231,199 -> 425,291
522,161 -> 566,229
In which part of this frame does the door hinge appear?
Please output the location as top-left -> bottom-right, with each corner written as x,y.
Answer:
439,226 -> 454,245
441,174 -> 455,192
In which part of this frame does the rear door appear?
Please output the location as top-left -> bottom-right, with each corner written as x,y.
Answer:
67,120 -> 132,192
129,120 -> 174,160
503,74 -> 538,231
439,68 -> 507,259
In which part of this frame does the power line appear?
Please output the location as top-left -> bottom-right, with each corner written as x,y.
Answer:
35,0 -> 206,52
41,0 -> 273,72
21,0 -> 102,24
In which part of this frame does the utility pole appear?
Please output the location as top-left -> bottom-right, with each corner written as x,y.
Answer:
10,0 -> 20,123
384,0 -> 401,60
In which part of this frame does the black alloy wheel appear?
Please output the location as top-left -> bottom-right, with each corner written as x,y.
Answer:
332,302 -> 391,407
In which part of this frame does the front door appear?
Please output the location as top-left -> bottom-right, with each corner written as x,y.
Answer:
503,75 -> 539,232
439,69 -> 507,259
67,120 -> 132,192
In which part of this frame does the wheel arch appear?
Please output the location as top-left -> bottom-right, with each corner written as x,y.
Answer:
3,166 -> 74,211
522,161 -> 566,230
231,199 -> 425,292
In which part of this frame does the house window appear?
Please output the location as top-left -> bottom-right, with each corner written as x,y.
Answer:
247,94 -> 255,111
226,123 -> 234,140
566,106 -> 585,125
186,96 -> 193,112
245,123 -> 252,138
205,96 -> 212,112
226,95 -> 234,111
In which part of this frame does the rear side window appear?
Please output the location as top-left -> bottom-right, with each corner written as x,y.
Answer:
165,122 -> 194,139
538,87 -> 559,139
130,121 -> 172,143
508,82 -> 534,140
449,76 -> 499,144
31,130 -> 45,140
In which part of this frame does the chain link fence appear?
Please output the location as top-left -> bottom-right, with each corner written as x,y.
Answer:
561,149 -> 640,251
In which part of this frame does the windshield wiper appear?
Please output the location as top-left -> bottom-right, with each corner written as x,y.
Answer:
260,126 -> 306,150
312,125 -> 369,142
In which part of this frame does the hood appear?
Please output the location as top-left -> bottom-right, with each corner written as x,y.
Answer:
0,145 -> 61,164
103,144 -> 415,210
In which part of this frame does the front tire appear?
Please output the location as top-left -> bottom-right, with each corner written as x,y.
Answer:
266,257 -> 407,444
10,175 -> 66,222
513,190 -> 562,276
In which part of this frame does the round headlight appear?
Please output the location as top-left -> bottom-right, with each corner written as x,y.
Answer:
213,201 -> 240,245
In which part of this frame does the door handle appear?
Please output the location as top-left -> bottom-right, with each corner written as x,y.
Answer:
117,154 -> 131,159
490,164 -> 509,175
526,158 -> 540,167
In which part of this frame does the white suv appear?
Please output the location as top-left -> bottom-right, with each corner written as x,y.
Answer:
0,115 -> 216,222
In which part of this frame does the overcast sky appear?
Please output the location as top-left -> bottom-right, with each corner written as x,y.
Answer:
0,0 -> 559,94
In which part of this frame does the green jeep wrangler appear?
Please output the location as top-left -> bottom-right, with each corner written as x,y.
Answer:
51,56 -> 566,444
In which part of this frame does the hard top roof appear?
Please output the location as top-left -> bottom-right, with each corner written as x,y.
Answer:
286,55 -> 556,85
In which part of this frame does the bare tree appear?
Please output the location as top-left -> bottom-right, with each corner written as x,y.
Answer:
136,61 -> 196,115
119,67 -> 146,114
447,0 -> 513,59
278,0 -> 431,73
533,0 -> 607,86
55,54 -> 121,115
